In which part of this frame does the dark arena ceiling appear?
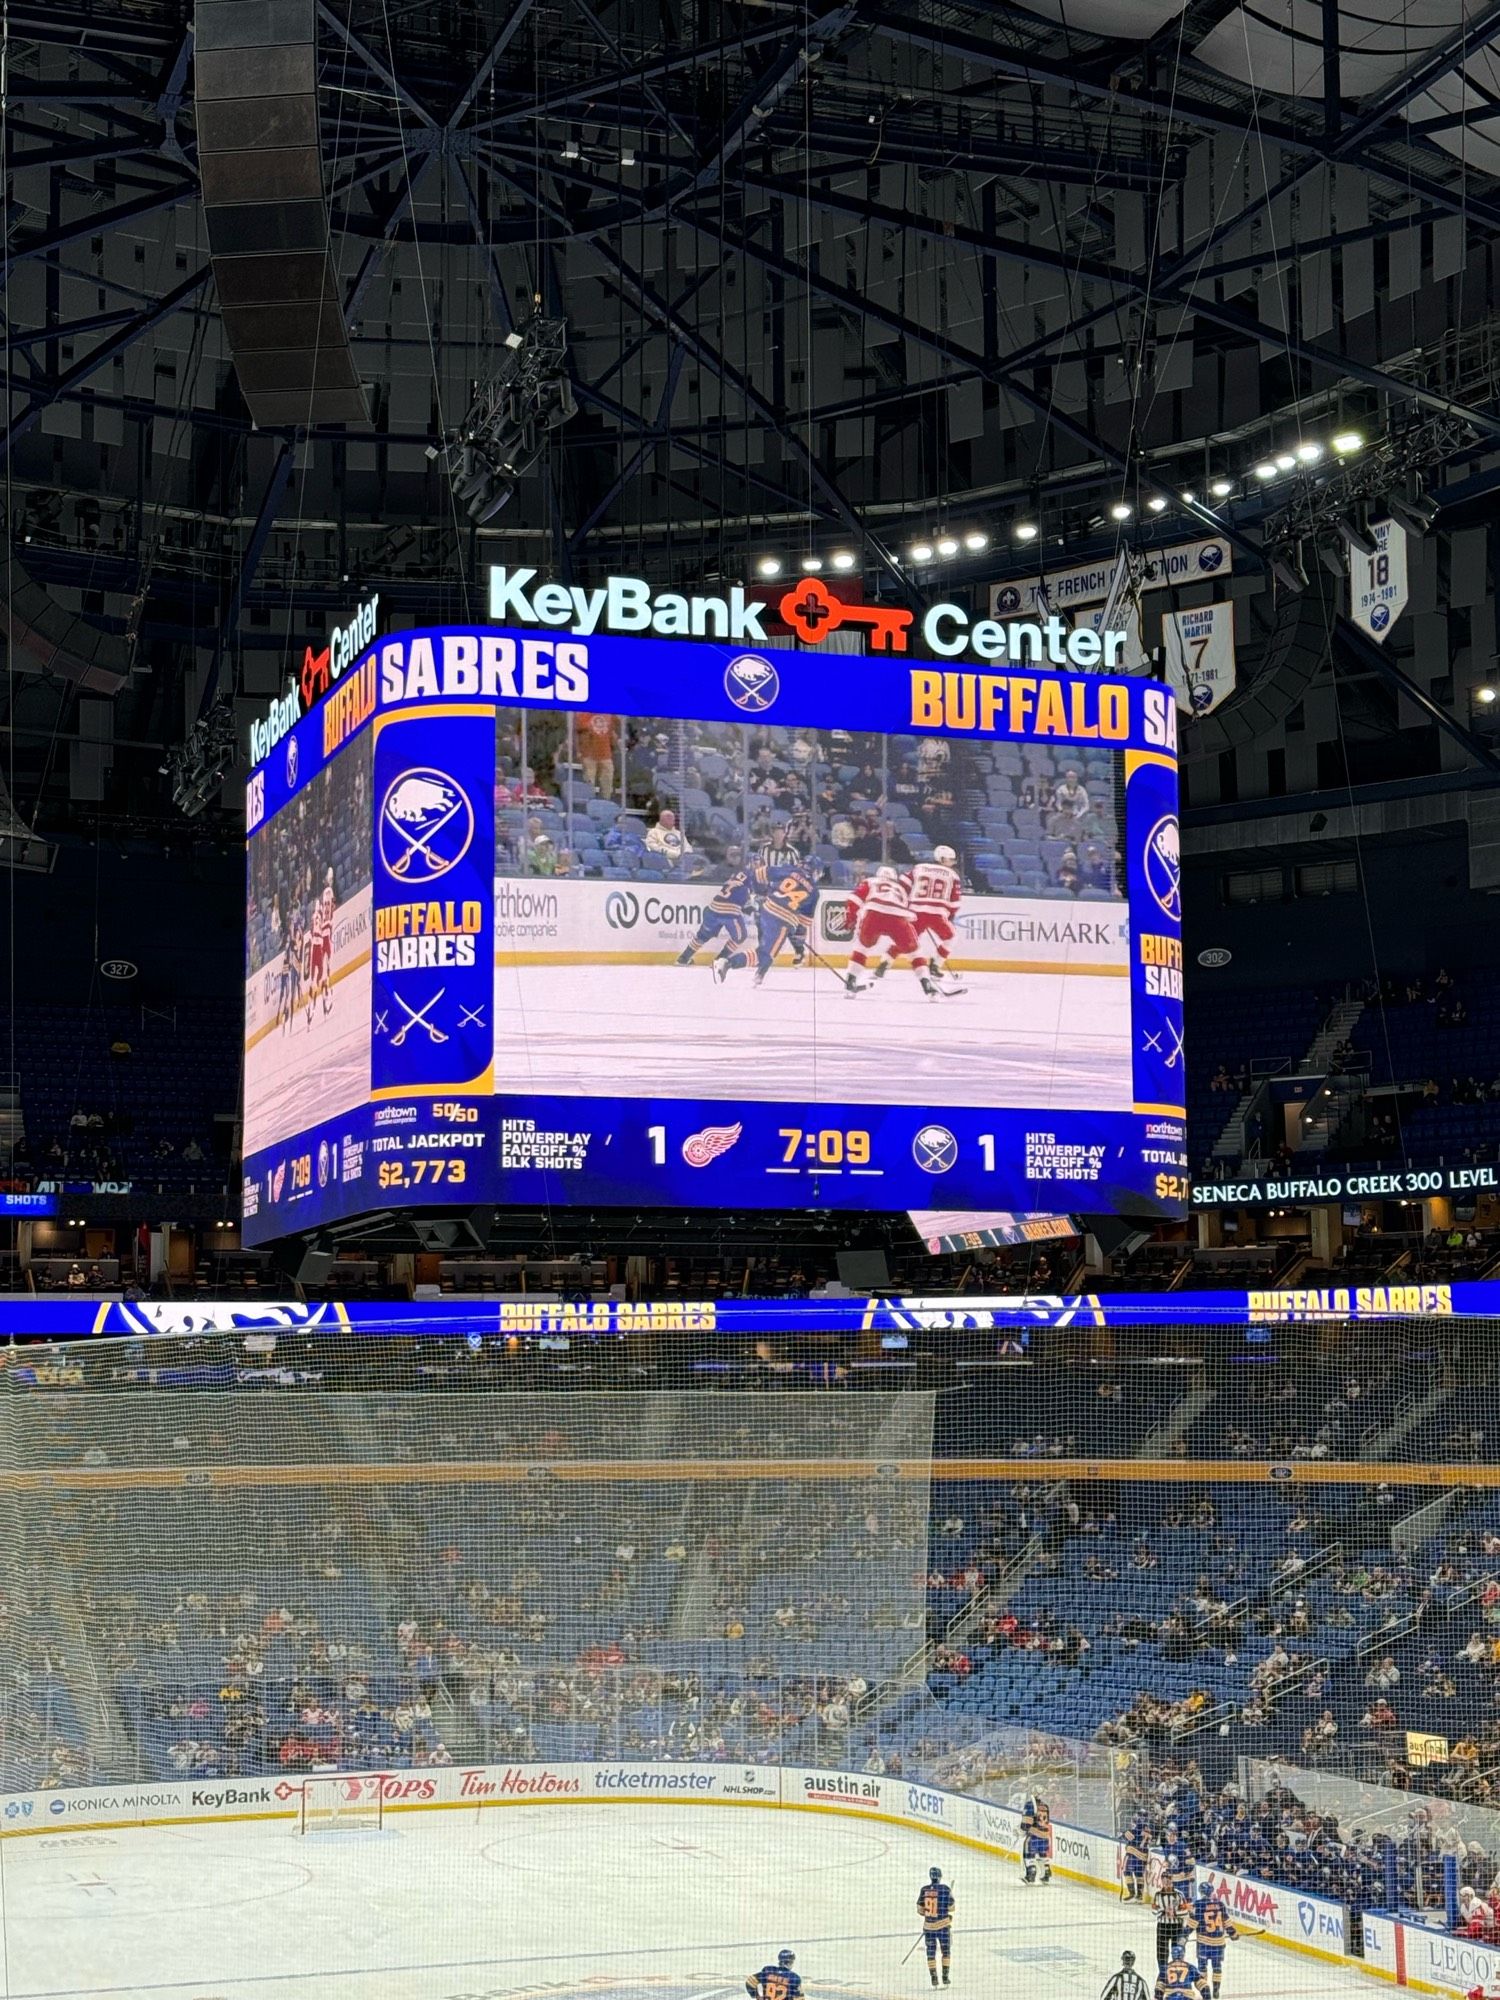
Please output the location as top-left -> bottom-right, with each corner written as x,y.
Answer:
7,0 -> 1500,829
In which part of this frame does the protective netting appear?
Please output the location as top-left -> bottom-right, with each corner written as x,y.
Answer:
5,1305 -> 1500,1899
0,1345 -> 933,1789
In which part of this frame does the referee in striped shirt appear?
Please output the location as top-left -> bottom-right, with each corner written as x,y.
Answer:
1100,1951 -> 1150,2000
756,835 -> 803,871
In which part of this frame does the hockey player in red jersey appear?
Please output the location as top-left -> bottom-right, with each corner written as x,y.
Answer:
844,866 -> 937,998
905,845 -> 965,996
308,866 -> 336,1022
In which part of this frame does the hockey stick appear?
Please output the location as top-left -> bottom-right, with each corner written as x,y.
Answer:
901,1936 -> 926,1966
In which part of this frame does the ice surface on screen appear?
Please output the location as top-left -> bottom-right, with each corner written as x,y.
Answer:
490,707 -> 1129,1111
244,734 -> 372,1156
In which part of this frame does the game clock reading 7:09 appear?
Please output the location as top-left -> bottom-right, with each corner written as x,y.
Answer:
780,1128 -> 871,1167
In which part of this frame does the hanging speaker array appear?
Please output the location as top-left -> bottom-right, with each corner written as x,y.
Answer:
195,0 -> 368,427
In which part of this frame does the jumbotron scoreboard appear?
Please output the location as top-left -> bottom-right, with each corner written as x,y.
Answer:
240,576 -> 1186,1243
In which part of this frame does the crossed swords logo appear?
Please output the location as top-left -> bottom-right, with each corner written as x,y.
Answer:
375,992 -> 487,1046
1143,1019 -> 1186,1069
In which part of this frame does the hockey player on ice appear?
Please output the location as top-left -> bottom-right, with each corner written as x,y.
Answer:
746,1950 -> 801,2000
906,846 -> 965,995
844,867 -> 937,999
715,857 -> 820,986
308,866 -> 336,1023
916,1866 -> 955,1987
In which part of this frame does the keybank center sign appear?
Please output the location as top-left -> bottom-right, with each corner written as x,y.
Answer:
486,566 -> 1133,670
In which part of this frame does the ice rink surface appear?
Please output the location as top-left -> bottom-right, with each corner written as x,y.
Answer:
0,1804 -> 1378,2000
242,957 -> 371,1157
492,965 -> 1132,1109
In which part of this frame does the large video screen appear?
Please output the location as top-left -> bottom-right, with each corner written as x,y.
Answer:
241,623 -> 1185,1239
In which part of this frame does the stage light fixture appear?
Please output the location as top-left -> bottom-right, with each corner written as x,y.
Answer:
1338,514 -> 1377,560
1013,522 -> 1039,543
1109,501 -> 1132,521
1332,430 -> 1364,455
1210,479 -> 1233,499
800,555 -> 824,573
1147,496 -> 1168,514
830,550 -> 857,571
1254,462 -> 1278,481
756,556 -> 783,578
909,542 -> 934,562
438,309 -> 576,525
963,531 -> 988,552
1296,442 -> 1323,464
1275,453 -> 1297,471
936,536 -> 960,557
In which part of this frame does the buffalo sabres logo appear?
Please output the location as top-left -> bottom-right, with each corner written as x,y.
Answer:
285,733 -> 299,789
912,1124 -> 958,1174
724,653 -> 780,713
1144,814 -> 1181,923
378,769 -> 474,884
108,1300 -> 335,1335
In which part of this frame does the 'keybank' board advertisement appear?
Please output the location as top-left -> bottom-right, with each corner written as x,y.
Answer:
241,624 -> 1183,1242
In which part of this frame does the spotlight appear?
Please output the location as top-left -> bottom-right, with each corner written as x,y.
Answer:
1387,490 -> 1439,537
1013,522 -> 1038,543
756,556 -> 783,578
1180,491 -> 1197,506
909,542 -> 934,562
1296,442 -> 1323,464
962,531 -> 988,552
936,536 -> 960,557
1478,687 -> 1498,706
830,550 -> 857,571
800,555 -> 824,573
1254,462 -> 1278,481
1210,478 -> 1233,499
1109,502 -> 1132,522
1147,496 -> 1168,514
1332,430 -> 1364,455
1275,453 -> 1297,471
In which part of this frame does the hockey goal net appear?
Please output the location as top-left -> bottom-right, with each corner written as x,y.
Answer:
300,1774 -> 386,1834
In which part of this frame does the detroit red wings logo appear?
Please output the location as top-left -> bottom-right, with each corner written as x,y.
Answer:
682,1122 -> 743,1167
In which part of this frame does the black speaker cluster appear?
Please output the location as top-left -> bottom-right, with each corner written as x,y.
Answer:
196,0 -> 367,427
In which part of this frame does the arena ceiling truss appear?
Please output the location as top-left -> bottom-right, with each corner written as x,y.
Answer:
6,0 -> 1500,812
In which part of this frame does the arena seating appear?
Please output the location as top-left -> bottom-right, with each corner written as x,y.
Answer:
8,999 -> 237,1196
11,1343 -> 1500,1941
496,720 -> 1122,899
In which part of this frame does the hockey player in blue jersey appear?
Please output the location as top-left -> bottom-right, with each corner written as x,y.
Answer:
746,1952 -> 801,2000
1021,1797 -> 1053,1884
1164,1826 -> 1194,1902
676,865 -> 755,966
917,1867 -> 954,1987
1123,1812 -> 1151,1901
1155,1944 -> 1204,2000
714,859 -> 820,986
1189,1890 -> 1238,2000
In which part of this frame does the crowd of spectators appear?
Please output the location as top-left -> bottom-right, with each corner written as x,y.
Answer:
491,709 -> 1122,897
